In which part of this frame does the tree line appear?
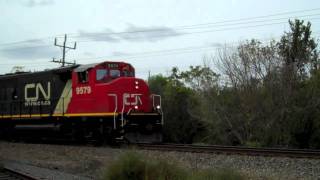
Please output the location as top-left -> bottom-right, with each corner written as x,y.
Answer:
148,19 -> 320,149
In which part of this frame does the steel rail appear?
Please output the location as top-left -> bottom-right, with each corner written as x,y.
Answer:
135,143 -> 320,159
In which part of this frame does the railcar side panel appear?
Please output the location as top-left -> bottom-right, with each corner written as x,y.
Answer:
0,67 -> 74,118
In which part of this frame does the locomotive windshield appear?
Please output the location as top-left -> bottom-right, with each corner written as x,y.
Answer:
95,62 -> 134,83
110,69 -> 120,78
96,69 -> 108,81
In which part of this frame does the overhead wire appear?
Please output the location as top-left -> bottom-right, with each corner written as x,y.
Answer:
0,8 -> 319,71
0,7 -> 319,47
1,16 -> 317,49
1,33 -> 319,66
72,14 -> 320,41
75,17 -> 320,44
74,32 -> 320,62
173,7 -> 320,28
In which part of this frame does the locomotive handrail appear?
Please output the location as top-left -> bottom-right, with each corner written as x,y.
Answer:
160,108 -> 164,125
108,94 -> 118,129
152,94 -> 162,110
152,94 -> 163,125
121,95 -> 126,128
127,108 -> 133,116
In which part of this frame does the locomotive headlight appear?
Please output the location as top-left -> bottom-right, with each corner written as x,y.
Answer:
135,86 -> 139,89
134,105 -> 138,109
135,81 -> 139,85
156,105 -> 161,109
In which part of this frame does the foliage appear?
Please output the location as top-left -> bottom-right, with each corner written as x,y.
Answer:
278,19 -> 319,79
103,151 -> 187,180
148,19 -> 320,149
148,74 -> 205,143
104,152 -> 146,180
102,152 -> 246,180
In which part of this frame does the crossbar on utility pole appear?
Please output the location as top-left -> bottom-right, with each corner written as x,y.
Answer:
53,34 -> 77,67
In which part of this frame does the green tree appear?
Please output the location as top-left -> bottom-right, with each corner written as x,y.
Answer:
278,19 -> 319,80
147,19 -> 320,149
148,71 -> 203,143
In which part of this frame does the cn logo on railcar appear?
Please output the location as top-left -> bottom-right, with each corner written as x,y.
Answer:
24,82 -> 51,106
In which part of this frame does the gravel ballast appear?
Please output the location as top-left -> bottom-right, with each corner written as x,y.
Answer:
0,141 -> 319,179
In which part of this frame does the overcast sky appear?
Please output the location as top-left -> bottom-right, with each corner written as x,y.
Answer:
0,0 -> 320,78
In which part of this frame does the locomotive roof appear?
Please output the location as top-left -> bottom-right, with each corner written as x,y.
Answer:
0,61 -> 133,80
74,63 -> 98,72
74,61 -> 133,72
0,65 -> 79,79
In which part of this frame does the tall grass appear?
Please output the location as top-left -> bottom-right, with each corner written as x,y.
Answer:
102,151 -> 246,180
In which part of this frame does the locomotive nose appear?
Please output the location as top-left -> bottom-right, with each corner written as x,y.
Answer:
118,78 -> 151,113
131,78 -> 150,112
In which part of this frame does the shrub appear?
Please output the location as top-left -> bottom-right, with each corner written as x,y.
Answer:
102,151 -> 246,180
103,152 -> 146,180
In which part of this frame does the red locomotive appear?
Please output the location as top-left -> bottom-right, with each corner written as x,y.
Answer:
0,61 -> 163,143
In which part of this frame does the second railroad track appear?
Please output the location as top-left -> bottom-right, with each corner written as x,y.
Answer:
135,143 -> 320,159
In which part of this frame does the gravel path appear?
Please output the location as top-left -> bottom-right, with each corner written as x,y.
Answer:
0,141 -> 319,179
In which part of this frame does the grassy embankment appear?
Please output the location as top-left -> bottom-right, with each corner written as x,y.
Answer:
102,151 -> 246,180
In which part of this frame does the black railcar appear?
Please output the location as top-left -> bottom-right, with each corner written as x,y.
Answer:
0,66 -> 76,118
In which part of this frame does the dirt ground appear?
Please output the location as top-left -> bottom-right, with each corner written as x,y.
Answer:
0,142 -> 124,179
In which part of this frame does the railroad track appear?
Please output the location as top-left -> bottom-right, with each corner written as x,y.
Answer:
0,167 -> 37,180
135,143 -> 320,159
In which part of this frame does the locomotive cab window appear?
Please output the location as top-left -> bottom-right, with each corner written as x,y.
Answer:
96,69 -> 108,81
122,70 -> 134,77
110,69 -> 120,79
78,71 -> 89,83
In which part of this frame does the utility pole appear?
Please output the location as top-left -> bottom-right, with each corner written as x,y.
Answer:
53,34 -> 77,67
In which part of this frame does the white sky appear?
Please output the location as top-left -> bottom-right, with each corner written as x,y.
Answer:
0,0 -> 320,79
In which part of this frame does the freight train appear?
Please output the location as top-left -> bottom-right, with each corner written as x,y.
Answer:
0,61 -> 163,144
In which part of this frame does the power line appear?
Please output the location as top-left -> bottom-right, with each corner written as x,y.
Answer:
0,7 -> 320,47
75,32 -> 320,62
0,30 -> 319,68
77,45 -> 223,61
2,16 -> 318,52
0,33 -> 319,66
1,32 -> 319,67
72,14 -> 320,41
76,17 -> 320,43
174,8 -> 320,28
177,13 -> 320,30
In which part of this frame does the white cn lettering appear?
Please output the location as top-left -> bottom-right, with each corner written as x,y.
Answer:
25,82 -> 51,101
123,93 -> 142,106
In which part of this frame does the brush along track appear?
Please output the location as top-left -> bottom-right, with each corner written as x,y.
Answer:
135,143 -> 320,159
0,167 -> 38,180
